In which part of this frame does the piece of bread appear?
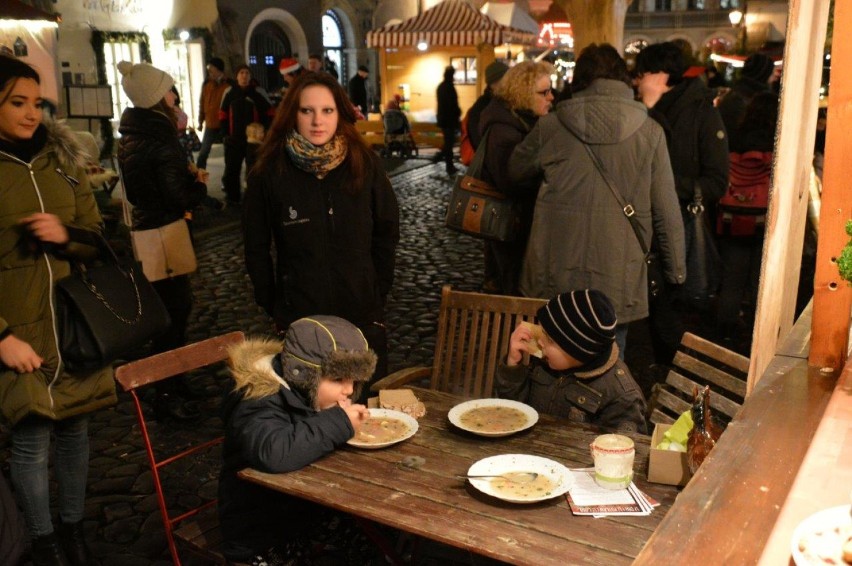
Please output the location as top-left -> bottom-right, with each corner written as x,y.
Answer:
520,321 -> 544,358
379,389 -> 426,418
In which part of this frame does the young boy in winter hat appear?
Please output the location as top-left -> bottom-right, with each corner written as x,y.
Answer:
496,289 -> 647,433
218,315 -> 376,565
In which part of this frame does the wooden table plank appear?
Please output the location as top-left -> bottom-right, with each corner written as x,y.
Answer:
238,388 -> 678,565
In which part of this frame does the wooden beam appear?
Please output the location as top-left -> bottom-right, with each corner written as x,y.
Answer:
810,0 -> 852,371
556,0 -> 632,54
748,0 -> 831,394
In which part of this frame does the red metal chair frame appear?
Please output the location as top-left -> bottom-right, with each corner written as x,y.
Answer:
114,331 -> 244,565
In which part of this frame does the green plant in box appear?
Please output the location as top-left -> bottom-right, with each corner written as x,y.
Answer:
839,220 -> 852,284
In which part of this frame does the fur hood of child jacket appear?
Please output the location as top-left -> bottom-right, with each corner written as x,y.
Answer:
494,345 -> 648,434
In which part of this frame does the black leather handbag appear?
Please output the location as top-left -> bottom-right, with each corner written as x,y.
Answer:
445,129 -> 520,242
55,233 -> 170,372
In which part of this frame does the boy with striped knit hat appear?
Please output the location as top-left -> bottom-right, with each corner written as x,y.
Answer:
496,289 -> 647,433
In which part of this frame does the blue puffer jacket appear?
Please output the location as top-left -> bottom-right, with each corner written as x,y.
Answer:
218,339 -> 355,559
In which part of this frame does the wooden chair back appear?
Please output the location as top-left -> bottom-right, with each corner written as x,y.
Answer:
114,331 -> 244,565
430,285 -> 547,398
648,332 -> 749,428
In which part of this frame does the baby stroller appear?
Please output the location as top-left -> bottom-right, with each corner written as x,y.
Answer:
381,108 -> 418,158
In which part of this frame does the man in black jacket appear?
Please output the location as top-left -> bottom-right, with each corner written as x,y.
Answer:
635,42 -> 729,365
435,65 -> 461,175
467,61 -> 508,151
219,65 -> 272,205
348,64 -> 369,113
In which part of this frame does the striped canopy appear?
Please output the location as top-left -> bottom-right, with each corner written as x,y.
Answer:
367,0 -> 538,49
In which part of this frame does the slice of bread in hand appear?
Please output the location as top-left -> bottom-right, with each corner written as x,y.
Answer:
520,321 -> 544,358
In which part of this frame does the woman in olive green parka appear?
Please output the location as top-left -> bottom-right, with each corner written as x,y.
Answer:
0,56 -> 115,565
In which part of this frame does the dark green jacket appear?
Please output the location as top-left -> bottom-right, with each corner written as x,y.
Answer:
0,120 -> 116,426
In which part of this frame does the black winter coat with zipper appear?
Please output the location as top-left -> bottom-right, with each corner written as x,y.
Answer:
117,107 -> 207,230
242,151 -> 399,329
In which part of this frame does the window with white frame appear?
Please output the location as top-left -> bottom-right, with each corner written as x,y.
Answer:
102,40 -> 142,122
323,11 -> 344,82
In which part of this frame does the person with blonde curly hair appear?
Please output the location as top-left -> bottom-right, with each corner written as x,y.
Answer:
478,60 -> 554,295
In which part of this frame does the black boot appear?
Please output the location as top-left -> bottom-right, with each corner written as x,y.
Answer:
57,521 -> 93,566
153,393 -> 200,422
30,532 -> 71,566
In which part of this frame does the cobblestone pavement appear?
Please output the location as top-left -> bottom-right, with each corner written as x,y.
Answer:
3,159 -> 495,565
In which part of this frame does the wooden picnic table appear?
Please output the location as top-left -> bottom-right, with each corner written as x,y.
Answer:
238,388 -> 679,565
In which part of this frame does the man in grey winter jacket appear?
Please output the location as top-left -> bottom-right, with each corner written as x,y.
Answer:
508,44 -> 686,345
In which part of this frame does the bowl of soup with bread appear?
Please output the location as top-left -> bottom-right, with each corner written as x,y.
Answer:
448,399 -> 538,437
347,409 -> 418,449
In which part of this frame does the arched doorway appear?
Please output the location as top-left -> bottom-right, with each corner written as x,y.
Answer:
244,8 -> 309,101
248,21 -> 291,96
322,11 -> 344,82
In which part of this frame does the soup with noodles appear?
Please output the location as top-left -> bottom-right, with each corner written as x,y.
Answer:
490,472 -> 556,500
353,416 -> 410,445
459,406 -> 528,433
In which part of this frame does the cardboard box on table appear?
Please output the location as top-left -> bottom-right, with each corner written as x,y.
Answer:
648,424 -> 693,486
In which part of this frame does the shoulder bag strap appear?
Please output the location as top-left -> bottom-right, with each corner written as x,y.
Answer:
581,143 -> 650,257
465,127 -> 491,180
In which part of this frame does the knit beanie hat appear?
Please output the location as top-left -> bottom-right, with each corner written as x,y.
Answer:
208,57 -> 225,72
742,53 -> 774,84
279,315 -> 377,402
536,290 -> 617,365
485,61 -> 509,86
279,57 -> 301,76
117,61 -> 174,109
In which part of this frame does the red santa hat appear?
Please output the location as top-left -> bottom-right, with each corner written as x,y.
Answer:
279,58 -> 301,76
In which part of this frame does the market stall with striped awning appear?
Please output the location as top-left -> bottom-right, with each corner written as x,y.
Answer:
367,0 -> 537,48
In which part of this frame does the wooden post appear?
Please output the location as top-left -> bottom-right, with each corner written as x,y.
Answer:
378,47 -> 388,112
810,0 -> 852,372
747,0 -> 832,394
556,0 -> 632,54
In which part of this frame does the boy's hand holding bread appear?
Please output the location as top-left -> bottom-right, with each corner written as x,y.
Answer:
507,321 -> 544,366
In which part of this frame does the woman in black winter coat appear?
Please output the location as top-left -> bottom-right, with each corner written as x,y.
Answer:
479,60 -> 555,295
116,61 -> 207,420
243,72 -> 400,396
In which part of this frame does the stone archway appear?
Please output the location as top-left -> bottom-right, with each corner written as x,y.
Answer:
244,8 -> 309,94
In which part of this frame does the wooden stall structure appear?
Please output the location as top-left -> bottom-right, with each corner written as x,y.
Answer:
366,0 -> 536,119
635,0 -> 852,562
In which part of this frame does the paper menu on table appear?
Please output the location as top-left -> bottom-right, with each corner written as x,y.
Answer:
566,469 -> 654,516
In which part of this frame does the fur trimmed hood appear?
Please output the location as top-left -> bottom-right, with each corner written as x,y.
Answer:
228,316 -> 377,406
43,117 -> 91,171
228,337 -> 287,401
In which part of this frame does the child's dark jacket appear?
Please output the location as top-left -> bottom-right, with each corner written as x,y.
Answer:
218,339 -> 354,558
495,347 -> 647,434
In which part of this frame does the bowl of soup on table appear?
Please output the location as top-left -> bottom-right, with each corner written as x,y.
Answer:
466,454 -> 573,503
448,399 -> 538,437
347,409 -> 418,449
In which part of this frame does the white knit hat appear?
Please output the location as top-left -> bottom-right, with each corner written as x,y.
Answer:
117,61 -> 174,109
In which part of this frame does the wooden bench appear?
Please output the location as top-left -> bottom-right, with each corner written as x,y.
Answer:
410,121 -> 444,149
355,119 -> 445,151
372,285 -> 547,398
114,332 -> 244,565
647,332 -> 749,428
355,120 -> 385,150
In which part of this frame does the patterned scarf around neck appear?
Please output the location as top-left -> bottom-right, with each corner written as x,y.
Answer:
285,131 -> 347,179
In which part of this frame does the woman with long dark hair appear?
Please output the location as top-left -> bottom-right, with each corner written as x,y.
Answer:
244,71 -> 399,395
0,55 -> 116,566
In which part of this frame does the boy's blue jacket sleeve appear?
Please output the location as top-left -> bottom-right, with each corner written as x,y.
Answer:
227,389 -> 354,474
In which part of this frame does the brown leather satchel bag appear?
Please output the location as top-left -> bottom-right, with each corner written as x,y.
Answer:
445,129 -> 520,242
